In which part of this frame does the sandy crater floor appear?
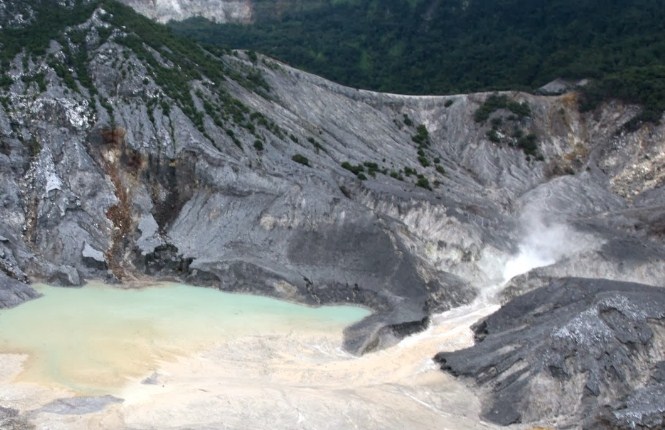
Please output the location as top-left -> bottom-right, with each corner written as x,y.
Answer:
0,291 -> 501,429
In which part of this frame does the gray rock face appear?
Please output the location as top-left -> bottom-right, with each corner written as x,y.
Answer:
434,278 -> 665,428
601,361 -> 665,430
0,272 -> 39,309
117,0 -> 252,23
81,241 -> 107,270
46,265 -> 82,287
536,78 -> 588,95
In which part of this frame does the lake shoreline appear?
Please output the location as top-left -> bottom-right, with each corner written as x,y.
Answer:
0,298 -> 501,429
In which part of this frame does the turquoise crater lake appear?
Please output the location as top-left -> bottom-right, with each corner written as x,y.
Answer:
0,282 -> 370,394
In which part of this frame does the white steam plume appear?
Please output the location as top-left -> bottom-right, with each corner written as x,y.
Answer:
479,211 -> 600,304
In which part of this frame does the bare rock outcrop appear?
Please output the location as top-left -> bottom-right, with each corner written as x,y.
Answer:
435,278 -> 665,428
117,0 -> 252,23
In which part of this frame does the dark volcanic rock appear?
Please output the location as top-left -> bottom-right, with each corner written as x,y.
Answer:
0,272 -> 40,308
81,242 -> 107,270
594,362 -> 665,429
45,265 -> 82,287
434,277 -> 665,428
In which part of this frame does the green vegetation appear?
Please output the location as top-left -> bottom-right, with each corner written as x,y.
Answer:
411,124 -> 430,146
409,123 -> 435,169
474,94 -> 531,124
171,0 -> 665,122
363,161 -> 379,177
341,161 -> 382,180
292,154 -> 310,166
417,156 -> 430,167
341,161 -> 364,176
415,175 -> 431,190
0,0 -> 283,143
0,0 -> 99,92
474,95 -> 540,157
390,171 -> 404,181
27,138 -> 42,157
7,0 -> 663,130
99,1 -> 238,133
307,137 -> 324,153
341,161 -> 379,181
486,129 -> 500,143
0,1 -> 99,63
0,75 -> 13,89
33,72 -> 47,92
516,133 -> 538,157
225,129 -> 243,148
488,124 -> 539,158
580,66 -> 665,129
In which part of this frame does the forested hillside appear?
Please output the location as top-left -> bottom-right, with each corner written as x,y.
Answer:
171,0 -> 665,123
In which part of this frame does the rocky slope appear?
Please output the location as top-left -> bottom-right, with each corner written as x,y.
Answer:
0,0 -> 665,426
435,278 -> 665,429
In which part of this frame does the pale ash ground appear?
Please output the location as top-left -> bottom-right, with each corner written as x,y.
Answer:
0,283 -> 504,430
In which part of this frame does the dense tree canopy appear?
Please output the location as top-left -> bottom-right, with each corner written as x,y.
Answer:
171,0 -> 665,121
2,0 -> 664,123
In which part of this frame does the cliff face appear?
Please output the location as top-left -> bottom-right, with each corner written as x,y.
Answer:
1,1 -> 665,425
117,0 -> 253,23
112,0 -> 338,23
